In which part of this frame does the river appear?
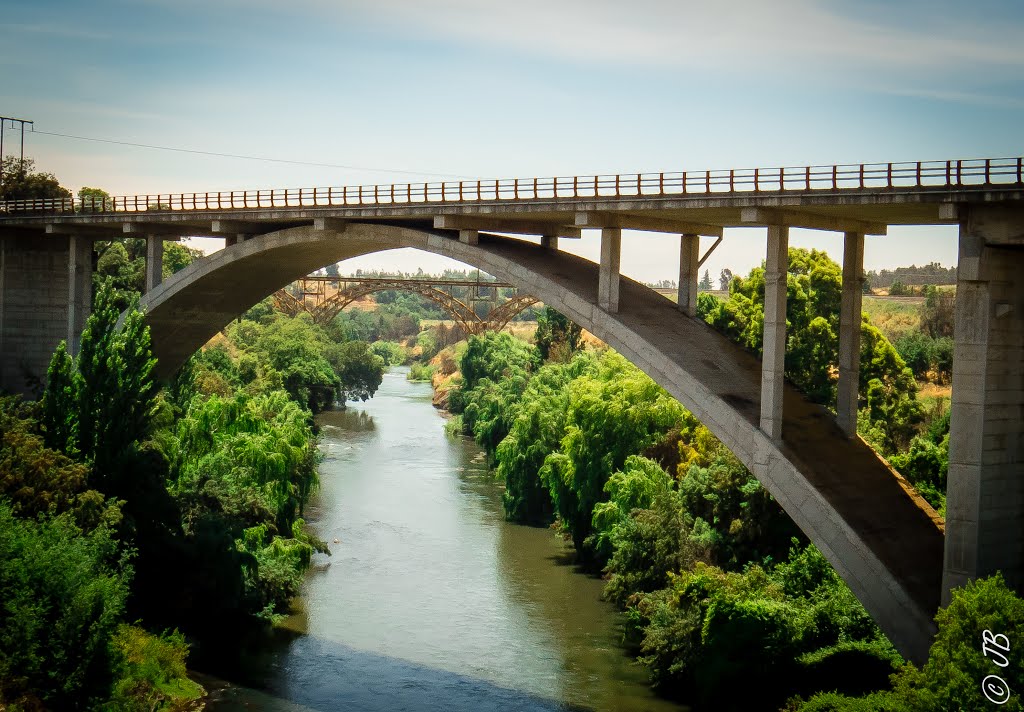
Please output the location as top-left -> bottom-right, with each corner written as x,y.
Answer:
204,368 -> 685,712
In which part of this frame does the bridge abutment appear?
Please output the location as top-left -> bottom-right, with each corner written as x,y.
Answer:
0,232 -> 91,394
943,208 -> 1024,602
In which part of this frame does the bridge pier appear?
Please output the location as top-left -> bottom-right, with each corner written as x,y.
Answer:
943,207 -> 1024,603
540,234 -> 559,250
677,233 -> 699,317
760,225 -> 789,440
837,231 -> 865,436
598,227 -> 621,313
67,234 -> 93,356
145,235 -> 163,293
0,233 -> 91,394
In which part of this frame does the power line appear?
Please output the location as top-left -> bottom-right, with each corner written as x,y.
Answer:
13,126 -> 473,180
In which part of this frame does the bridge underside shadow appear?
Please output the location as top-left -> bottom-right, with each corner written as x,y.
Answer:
142,223 -> 944,663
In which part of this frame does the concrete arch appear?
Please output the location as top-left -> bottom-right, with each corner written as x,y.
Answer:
142,223 -> 943,663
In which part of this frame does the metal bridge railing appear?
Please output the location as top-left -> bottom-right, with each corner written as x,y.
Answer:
2,157 -> 1022,215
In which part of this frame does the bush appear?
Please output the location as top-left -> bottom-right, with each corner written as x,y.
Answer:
0,503 -> 130,709
407,362 -> 436,382
108,625 -> 205,710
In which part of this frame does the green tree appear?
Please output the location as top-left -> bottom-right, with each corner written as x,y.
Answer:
78,186 -> 112,211
495,354 -> 597,525
540,352 -> 685,561
0,503 -> 130,709
699,269 -> 713,290
41,281 -> 158,479
0,157 -> 72,202
534,307 -> 583,362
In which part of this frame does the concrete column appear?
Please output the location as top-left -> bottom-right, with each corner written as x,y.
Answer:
459,229 -> 479,246
836,231 -> 865,436
943,217 -> 1024,603
760,225 -> 789,440
677,233 -> 699,316
224,235 -> 239,248
67,234 -> 92,356
145,235 -> 163,293
541,235 -> 559,250
598,227 -> 621,313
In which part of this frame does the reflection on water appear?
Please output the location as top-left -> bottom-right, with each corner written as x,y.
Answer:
205,369 -> 685,712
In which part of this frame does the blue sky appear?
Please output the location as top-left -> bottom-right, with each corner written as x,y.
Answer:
3,0 -> 1023,281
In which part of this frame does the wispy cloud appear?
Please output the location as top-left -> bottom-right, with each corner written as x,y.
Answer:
3,23 -> 112,41
283,0 -> 1024,87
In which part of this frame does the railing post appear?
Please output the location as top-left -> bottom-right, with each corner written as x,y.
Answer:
887,163 -> 893,188
729,169 -> 734,192
805,166 -> 810,191
533,177 -> 538,198
573,175 -> 578,197
984,159 -> 991,185
682,171 -> 687,194
754,168 -> 759,192
614,174 -> 620,197
859,164 -> 865,188
705,171 -> 711,193
946,160 -> 952,185
832,165 -> 838,190
659,172 -> 664,194
1018,157 -> 1023,184
957,159 -> 963,185
916,162 -> 922,186
514,179 -> 519,200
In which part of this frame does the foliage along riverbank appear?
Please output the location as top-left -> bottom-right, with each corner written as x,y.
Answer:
0,281 -> 387,710
436,248 -> 1023,711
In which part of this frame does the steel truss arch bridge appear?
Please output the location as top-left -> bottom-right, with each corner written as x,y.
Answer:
272,275 -> 539,334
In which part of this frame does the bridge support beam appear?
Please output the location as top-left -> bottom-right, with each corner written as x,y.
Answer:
760,225 -> 789,440
837,231 -> 865,436
459,229 -> 479,246
67,234 -> 92,356
943,211 -> 1024,603
677,233 -> 699,317
598,227 -> 621,313
541,234 -> 558,250
145,235 -> 163,294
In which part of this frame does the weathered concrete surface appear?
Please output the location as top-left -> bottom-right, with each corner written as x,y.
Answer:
761,226 -> 789,441
0,233 -> 86,394
140,224 -> 944,663
837,231 -> 865,436
677,234 -> 698,317
943,212 -> 1024,602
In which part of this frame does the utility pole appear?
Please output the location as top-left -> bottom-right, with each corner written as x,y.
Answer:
0,116 -> 34,186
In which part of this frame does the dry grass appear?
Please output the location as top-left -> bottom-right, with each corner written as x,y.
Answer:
862,297 -> 921,341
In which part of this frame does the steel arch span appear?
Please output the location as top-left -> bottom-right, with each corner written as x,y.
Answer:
139,223 -> 944,664
272,278 -> 539,334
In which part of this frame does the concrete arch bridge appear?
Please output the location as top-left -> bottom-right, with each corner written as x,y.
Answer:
2,157 -> 1023,665
272,275 -> 539,334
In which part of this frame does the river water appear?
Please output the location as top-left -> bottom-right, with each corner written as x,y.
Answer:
205,369 -> 685,712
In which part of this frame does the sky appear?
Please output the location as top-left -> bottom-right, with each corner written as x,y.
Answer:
3,0 -> 1024,282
